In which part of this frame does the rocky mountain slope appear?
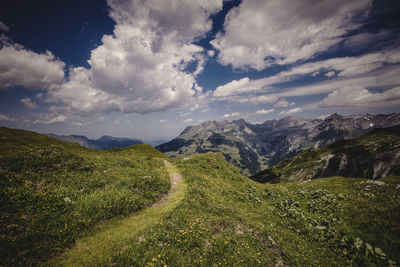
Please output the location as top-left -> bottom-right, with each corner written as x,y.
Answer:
251,125 -> 400,183
47,133 -> 142,150
157,113 -> 400,175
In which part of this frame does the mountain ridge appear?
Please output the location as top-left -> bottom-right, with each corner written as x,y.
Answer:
46,133 -> 143,150
250,125 -> 400,183
156,113 -> 400,175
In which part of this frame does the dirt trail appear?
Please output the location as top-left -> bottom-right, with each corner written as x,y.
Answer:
50,160 -> 186,267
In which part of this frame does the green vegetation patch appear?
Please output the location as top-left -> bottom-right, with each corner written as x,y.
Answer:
48,153 -> 400,266
265,177 -> 400,266
0,127 -> 170,266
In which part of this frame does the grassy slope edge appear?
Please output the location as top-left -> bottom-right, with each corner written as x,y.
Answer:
1,126 -> 399,266
0,127 -> 170,265
50,160 -> 186,266
59,153 -> 400,266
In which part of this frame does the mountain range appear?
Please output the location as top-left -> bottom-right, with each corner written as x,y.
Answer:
156,113 -> 400,175
250,125 -> 400,183
46,134 -> 143,150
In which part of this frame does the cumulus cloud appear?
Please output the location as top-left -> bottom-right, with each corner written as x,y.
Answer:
51,0 -> 222,115
0,21 -> 9,32
279,107 -> 303,116
212,77 -> 269,98
20,97 -> 38,109
184,118 -> 193,123
213,77 -> 252,97
255,108 -> 274,115
0,42 -> 65,91
223,112 -> 241,118
211,0 -> 371,70
1,1 -> 222,116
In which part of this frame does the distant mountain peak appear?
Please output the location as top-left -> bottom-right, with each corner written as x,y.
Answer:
157,113 -> 400,175
46,133 -> 143,150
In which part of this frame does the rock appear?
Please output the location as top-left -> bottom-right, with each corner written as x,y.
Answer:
374,247 -> 387,259
366,180 -> 386,186
365,243 -> 374,254
354,238 -> 363,250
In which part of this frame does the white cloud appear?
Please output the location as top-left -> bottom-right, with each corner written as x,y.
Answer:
279,107 -> 303,116
20,97 -> 38,110
211,0 -> 371,70
274,99 -> 289,108
318,115 -> 329,120
0,21 -> 9,32
34,114 -> 66,124
190,103 -> 201,111
318,86 -> 400,108
179,112 -> 191,117
325,71 -> 336,77
159,119 -> 168,123
0,114 -> 15,121
60,0 -> 222,115
223,112 -> 241,118
213,48 -> 400,100
184,118 -> 193,123
51,67 -> 118,113
207,50 -> 215,57
0,43 -> 65,91
2,1 -> 223,117
255,108 -> 274,115
277,65 -> 400,98
213,77 -> 251,97
341,30 -> 395,51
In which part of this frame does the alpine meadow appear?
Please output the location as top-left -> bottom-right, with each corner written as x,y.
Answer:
1,0 -> 400,266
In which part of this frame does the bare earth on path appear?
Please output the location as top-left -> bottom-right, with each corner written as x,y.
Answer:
49,160 -> 186,267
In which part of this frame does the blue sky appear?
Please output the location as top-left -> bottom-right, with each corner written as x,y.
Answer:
0,0 -> 400,142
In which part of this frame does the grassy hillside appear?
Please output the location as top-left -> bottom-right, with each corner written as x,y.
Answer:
55,153 -> 399,266
1,127 -> 399,266
0,127 -> 170,265
251,125 -> 400,183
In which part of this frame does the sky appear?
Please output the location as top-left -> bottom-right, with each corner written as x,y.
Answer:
0,0 -> 400,142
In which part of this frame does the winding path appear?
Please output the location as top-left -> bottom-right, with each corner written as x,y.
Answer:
51,160 -> 186,266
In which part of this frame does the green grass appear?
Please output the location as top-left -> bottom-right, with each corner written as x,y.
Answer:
264,177 -> 400,266
0,127 -> 170,265
1,126 -> 399,266
67,153 -> 397,266
51,160 -> 186,266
